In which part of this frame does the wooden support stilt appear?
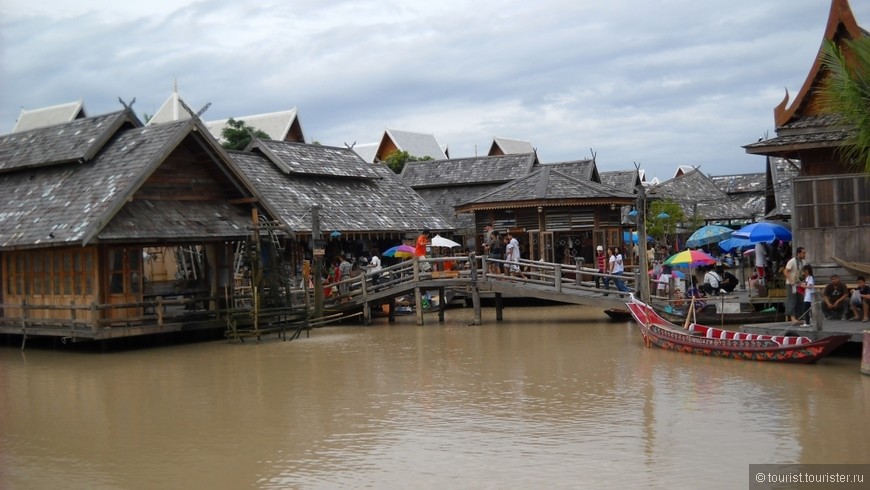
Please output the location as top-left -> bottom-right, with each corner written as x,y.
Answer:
495,293 -> 503,322
414,287 -> 423,326
388,301 -> 395,323
438,287 -> 446,323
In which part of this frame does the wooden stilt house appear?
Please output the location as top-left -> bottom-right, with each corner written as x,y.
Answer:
0,108 -> 280,341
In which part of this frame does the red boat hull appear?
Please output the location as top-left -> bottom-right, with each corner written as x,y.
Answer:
626,297 -> 850,364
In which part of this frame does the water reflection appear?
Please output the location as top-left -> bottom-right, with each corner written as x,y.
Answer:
1,304 -> 867,489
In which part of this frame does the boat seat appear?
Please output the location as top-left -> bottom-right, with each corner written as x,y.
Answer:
687,324 -> 812,346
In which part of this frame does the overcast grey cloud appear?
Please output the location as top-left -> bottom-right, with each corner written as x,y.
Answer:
2,0 -> 868,181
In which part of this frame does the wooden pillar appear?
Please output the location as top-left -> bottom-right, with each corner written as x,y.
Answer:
438,287 -> 446,323
414,257 -> 423,326
495,292 -> 503,322
554,264 -> 562,293
469,252 -> 481,325
361,273 -> 370,325
388,300 -> 395,323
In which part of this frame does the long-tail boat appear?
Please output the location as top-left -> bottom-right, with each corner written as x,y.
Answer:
625,295 -> 850,363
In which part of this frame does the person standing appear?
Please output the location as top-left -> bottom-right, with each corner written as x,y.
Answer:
483,224 -> 499,274
799,264 -> 815,326
755,242 -> 767,280
784,247 -> 806,323
505,232 -> 526,278
415,229 -> 430,258
595,245 -> 607,289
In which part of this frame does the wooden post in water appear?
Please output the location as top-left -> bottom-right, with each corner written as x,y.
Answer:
438,287 -> 446,323
413,257 -> 424,326
469,252 -> 481,325
361,275 -> 370,325
635,179 -> 651,303
861,330 -> 870,375
495,293 -> 503,322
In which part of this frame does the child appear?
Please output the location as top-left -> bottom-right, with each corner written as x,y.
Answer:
799,264 -> 815,326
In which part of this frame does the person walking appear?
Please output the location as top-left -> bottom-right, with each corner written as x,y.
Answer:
505,232 -> 526,279
611,247 -> 629,293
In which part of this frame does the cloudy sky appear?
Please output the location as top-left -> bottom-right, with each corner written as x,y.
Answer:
1,0 -> 868,181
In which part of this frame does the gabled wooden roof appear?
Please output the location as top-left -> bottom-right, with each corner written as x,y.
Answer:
376,128 -> 447,161
647,169 -> 754,221
206,108 -> 305,143
248,139 -> 380,179
455,166 -> 634,212
538,159 -> 599,182
600,170 -> 641,193
773,0 -> 866,128
0,114 -> 270,250
0,110 -> 139,174
488,137 -> 533,156
228,146 -> 453,234
12,100 -> 87,133
401,153 -> 537,188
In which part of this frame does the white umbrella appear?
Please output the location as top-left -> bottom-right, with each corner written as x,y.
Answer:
430,235 -> 461,248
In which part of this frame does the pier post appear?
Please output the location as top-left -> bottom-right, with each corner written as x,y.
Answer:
469,252 -> 481,325
438,287 -> 446,323
862,330 -> 870,375
414,258 -> 423,326
495,293 -> 503,322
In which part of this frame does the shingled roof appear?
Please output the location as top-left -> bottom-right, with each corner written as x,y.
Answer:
228,142 -> 452,234
647,168 -> 755,221
0,116 -> 260,249
538,159 -> 599,182
401,153 -> 536,188
600,170 -> 641,193
12,100 -> 87,133
456,166 -> 634,211
248,139 -> 380,179
0,110 -> 139,174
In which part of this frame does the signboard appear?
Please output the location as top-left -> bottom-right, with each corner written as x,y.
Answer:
313,248 -> 325,257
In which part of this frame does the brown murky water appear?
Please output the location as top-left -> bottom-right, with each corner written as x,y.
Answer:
1,304 -> 868,489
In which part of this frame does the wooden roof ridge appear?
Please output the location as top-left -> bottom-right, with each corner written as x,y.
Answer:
774,0 -> 866,127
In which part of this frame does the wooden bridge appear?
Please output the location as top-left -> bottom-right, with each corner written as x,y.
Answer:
316,254 -> 637,327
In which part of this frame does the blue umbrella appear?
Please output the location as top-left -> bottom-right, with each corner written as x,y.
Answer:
685,225 -> 733,248
718,236 -> 753,252
732,222 -> 792,244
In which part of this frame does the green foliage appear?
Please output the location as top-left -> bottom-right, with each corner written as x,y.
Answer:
645,199 -> 685,243
820,38 -> 870,174
221,118 -> 271,151
383,150 -> 433,174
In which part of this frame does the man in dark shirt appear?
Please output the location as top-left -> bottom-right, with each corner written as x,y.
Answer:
822,274 -> 848,320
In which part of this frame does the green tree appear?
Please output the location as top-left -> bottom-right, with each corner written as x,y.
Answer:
646,199 -> 685,245
383,150 -> 432,174
221,118 -> 270,151
820,37 -> 870,174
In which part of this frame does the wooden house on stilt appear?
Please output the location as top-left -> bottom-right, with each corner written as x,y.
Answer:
0,108 -> 287,343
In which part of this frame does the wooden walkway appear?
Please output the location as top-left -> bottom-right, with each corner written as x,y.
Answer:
319,255 -> 636,326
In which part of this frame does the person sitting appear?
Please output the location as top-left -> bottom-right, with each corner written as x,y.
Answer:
656,265 -> 673,297
821,274 -> 848,320
701,266 -> 722,295
720,268 -> 739,293
850,276 -> 870,322
684,277 -> 707,311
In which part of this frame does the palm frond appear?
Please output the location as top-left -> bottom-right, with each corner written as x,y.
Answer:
820,38 -> 870,174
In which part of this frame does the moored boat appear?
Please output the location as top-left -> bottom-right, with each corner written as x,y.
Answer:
652,302 -> 784,325
625,295 -> 850,363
